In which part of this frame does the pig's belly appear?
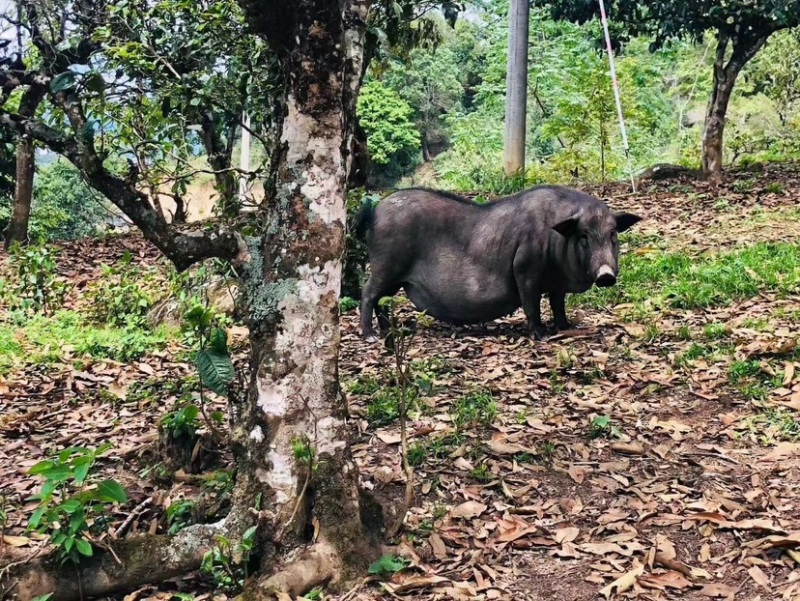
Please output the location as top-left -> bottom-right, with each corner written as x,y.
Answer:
402,277 -> 520,324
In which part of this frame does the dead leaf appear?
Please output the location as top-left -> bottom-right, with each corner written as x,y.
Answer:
639,571 -> 692,590
699,583 -> 738,598
555,527 -> 580,544
2,535 -> 30,547
599,563 -> 644,599
429,533 -> 448,560
451,501 -> 487,520
748,566 -> 771,591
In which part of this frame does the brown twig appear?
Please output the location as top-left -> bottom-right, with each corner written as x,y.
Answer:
114,496 -> 153,539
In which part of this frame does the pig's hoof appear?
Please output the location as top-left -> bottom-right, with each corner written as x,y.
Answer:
530,326 -> 549,341
556,321 -> 573,331
363,333 -> 379,343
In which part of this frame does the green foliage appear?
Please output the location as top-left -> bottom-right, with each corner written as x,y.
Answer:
576,242 -> 800,312
166,499 -> 196,535
0,310 -> 171,373
589,415 -> 621,440
184,304 -> 235,397
4,242 -> 67,316
339,297 -> 359,313
357,79 -> 420,169
87,253 -> 157,328
201,527 -> 258,593
27,444 -> 127,564
0,160 -> 112,243
368,554 -> 409,576
451,388 -> 496,430
161,405 -> 201,439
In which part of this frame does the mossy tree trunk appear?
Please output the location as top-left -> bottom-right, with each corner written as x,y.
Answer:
230,1 -> 377,593
2,1 -> 377,599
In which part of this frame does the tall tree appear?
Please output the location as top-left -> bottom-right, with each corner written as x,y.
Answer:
0,0 -> 379,598
544,0 -> 800,179
504,0 -> 529,176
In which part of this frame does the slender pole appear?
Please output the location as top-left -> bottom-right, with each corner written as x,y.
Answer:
597,0 -> 636,192
503,0 -> 529,177
239,112 -> 251,202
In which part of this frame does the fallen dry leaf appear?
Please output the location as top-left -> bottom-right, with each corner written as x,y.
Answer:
451,501 -> 488,520
599,563 -> 644,599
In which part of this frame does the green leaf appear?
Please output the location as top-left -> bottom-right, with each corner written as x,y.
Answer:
50,71 -> 77,93
196,349 -> 234,396
28,506 -> 47,529
85,71 -> 106,93
31,594 -> 54,601
208,327 -> 228,354
28,460 -> 56,476
368,554 -> 407,575
75,538 -> 93,557
59,499 -> 83,514
96,480 -> 127,504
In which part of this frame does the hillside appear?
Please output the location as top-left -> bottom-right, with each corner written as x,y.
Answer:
2,163 -> 800,600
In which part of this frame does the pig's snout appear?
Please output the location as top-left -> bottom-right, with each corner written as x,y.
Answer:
595,264 -> 617,288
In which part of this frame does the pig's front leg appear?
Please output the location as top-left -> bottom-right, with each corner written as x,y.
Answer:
517,280 -> 548,340
549,292 -> 572,331
514,251 -> 549,340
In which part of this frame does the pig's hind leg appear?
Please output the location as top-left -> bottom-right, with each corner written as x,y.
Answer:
360,274 -> 401,342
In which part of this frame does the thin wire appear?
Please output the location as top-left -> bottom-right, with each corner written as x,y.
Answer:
598,0 -> 637,193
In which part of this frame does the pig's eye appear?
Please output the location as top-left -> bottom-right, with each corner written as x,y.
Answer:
579,233 -> 589,246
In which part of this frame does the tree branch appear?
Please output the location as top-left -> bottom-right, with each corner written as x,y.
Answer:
0,109 -> 245,271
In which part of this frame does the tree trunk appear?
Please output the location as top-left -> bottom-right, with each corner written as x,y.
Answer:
3,86 -> 45,249
230,0 -> 378,593
1,2 -> 377,599
701,33 -> 769,179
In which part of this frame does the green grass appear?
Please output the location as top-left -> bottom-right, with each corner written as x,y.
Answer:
574,242 -> 800,311
0,310 -> 173,373
451,388 -> 496,430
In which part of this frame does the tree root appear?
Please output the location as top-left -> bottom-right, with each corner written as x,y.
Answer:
0,521 -> 229,601
241,539 -> 340,599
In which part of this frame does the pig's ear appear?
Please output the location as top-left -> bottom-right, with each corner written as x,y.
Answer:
615,213 -> 642,233
553,216 -> 579,237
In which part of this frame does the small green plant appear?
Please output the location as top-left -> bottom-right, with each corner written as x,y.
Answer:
676,325 -> 692,341
339,296 -> 359,314
166,499 -> 196,535
161,404 -> 200,439
184,304 -> 235,397
765,182 -> 784,194
368,554 -> 409,576
303,588 -> 325,601
407,442 -> 427,467
292,436 -> 316,466
589,415 -> 621,440
704,323 -> 728,340
201,526 -> 258,593
451,389 -> 497,430
539,441 -> 557,459
5,242 -> 67,315
471,462 -> 492,483
27,444 -> 127,564
87,253 -> 156,327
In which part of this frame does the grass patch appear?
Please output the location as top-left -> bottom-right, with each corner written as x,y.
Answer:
0,310 -> 173,372
451,388 -> 496,430
728,360 -> 783,401
573,242 -> 800,311
741,408 -> 800,443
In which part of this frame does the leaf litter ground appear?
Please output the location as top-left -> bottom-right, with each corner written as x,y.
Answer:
1,163 -> 800,600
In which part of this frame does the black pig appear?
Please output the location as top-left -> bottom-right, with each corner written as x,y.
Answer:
356,186 -> 641,341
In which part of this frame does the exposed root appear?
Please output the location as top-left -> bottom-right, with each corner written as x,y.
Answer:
243,539 -> 340,599
0,520 -> 230,601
